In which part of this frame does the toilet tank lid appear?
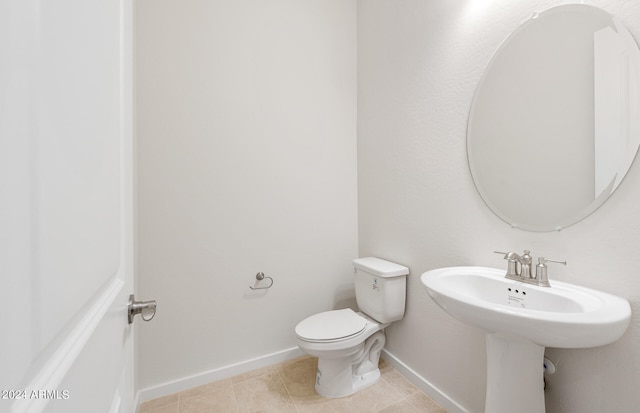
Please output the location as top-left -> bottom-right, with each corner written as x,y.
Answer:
352,257 -> 409,277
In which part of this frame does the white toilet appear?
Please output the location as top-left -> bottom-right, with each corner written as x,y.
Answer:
294,257 -> 409,398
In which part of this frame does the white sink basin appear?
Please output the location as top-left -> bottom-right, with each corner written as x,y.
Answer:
421,266 -> 631,348
421,266 -> 631,413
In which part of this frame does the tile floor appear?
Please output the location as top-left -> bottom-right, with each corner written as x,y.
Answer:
139,356 -> 447,413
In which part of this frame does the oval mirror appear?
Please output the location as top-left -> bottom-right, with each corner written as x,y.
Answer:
467,4 -> 640,231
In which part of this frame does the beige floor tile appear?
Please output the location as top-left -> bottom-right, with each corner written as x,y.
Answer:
379,358 -> 394,375
231,365 -> 276,385
276,356 -> 318,400
377,399 -> 421,413
233,371 -> 296,413
140,401 -> 179,413
179,378 -> 233,401
349,374 -> 404,413
406,392 -> 448,412
140,356 -> 447,413
139,393 -> 179,413
294,395 -> 359,413
381,369 -> 421,398
178,386 -> 238,413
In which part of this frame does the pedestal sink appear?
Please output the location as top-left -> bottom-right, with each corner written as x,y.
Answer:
421,266 -> 631,413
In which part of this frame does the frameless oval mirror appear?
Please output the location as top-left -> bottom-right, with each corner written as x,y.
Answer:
468,4 -> 640,231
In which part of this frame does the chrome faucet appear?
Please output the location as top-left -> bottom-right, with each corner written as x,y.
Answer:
494,250 -> 532,280
494,250 -> 566,287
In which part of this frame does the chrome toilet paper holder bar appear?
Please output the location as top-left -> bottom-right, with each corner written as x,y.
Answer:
249,272 -> 274,290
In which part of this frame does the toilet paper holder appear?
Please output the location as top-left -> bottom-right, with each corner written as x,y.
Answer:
249,272 -> 274,290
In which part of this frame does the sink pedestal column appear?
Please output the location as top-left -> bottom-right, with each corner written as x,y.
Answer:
486,333 -> 545,413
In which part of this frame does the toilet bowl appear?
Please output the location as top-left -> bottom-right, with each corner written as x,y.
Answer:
294,257 -> 409,398
295,309 -> 389,398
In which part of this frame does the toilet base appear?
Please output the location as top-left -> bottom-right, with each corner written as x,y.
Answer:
314,358 -> 382,398
314,331 -> 385,398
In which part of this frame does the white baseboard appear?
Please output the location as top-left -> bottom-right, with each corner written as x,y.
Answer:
381,349 -> 469,413
136,347 -> 304,406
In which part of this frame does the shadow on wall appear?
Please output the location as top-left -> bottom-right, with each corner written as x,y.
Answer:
334,283 -> 357,310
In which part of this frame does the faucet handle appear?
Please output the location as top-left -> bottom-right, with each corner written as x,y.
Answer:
494,250 -> 513,258
535,257 -> 567,287
538,257 -> 567,266
494,250 -> 531,260
494,251 -> 519,278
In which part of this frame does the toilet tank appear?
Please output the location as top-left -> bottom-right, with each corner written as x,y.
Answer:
353,257 -> 409,323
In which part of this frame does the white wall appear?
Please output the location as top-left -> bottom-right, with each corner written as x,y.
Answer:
136,0 -> 640,410
358,1 -> 640,412
135,0 -> 357,392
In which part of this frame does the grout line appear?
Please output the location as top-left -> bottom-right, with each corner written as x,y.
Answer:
175,389 -> 186,413
275,363 -> 301,413
230,379 -> 240,413
281,359 -> 306,412
372,374 -> 409,413
373,393 -> 414,413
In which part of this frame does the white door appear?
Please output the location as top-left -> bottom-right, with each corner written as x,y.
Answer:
1,1 -> 135,413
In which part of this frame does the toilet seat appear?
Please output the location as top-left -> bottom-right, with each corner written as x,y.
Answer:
295,309 -> 367,343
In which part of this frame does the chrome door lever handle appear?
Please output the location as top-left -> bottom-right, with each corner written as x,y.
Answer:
128,294 -> 157,324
